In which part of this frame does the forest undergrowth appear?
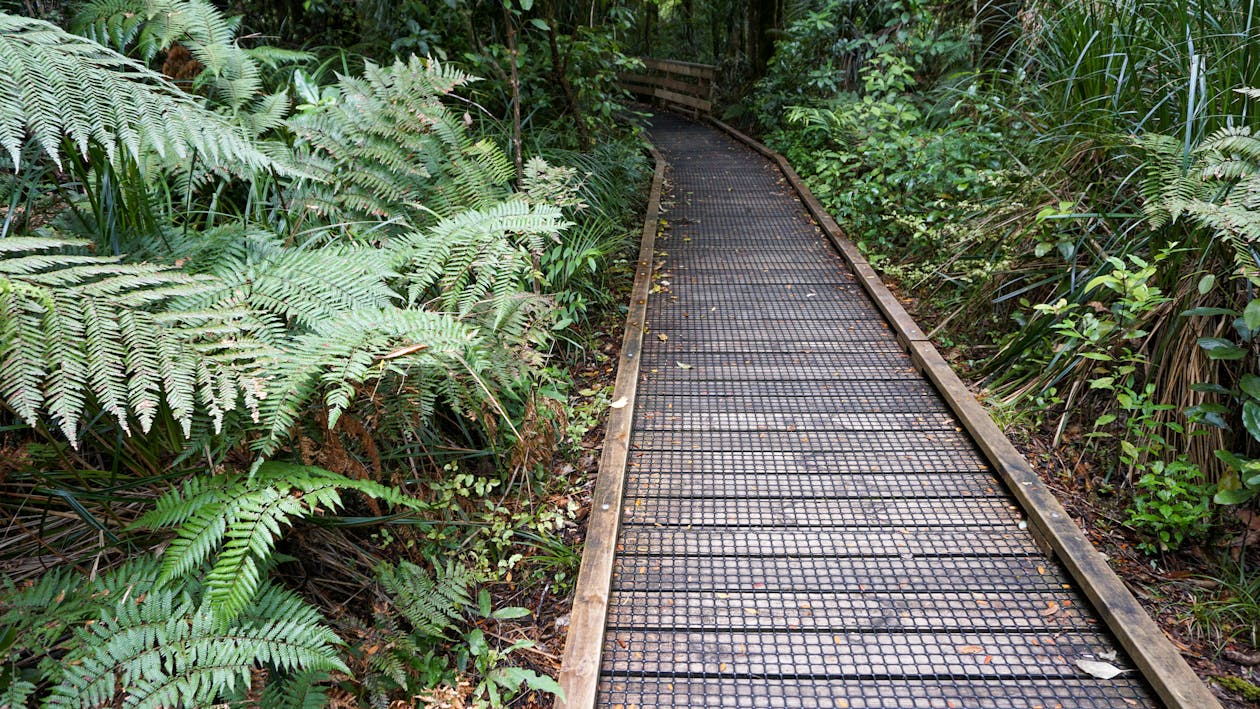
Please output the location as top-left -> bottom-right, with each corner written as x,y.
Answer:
689,0 -> 1260,703
0,1 -> 651,706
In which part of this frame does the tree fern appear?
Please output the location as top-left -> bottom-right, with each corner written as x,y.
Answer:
0,12 -> 291,175
288,56 -> 516,229
72,0 -> 306,121
0,235 -> 270,443
135,461 -> 422,621
394,200 -> 568,321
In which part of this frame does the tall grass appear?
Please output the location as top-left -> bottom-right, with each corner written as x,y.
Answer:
975,0 -> 1260,480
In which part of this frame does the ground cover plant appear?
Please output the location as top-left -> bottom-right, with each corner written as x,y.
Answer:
0,1 -> 649,705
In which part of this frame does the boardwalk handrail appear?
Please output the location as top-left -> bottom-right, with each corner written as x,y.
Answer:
619,58 -> 715,116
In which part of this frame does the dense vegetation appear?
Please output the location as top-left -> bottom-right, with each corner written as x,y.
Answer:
0,1 -> 649,705
6,0 -> 1260,704
682,0 -> 1260,692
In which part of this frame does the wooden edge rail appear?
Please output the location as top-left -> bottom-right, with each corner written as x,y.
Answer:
556,147 -> 666,709
709,116 -> 1222,709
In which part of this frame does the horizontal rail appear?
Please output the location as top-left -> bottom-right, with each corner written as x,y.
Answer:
621,57 -> 715,116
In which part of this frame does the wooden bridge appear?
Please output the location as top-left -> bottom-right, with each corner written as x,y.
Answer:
556,69 -> 1221,709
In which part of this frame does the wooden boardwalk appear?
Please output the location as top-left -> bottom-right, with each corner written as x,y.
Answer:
559,113 -> 1218,708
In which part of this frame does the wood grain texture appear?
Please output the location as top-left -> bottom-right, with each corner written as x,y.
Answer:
555,148 -> 665,709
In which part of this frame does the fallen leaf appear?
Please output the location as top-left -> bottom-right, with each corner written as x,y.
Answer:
676,361 -> 693,369
957,645 -> 984,654
380,343 -> 430,360
657,333 -> 669,341
1041,601 -> 1061,616
609,397 -> 629,409
1074,659 -> 1125,679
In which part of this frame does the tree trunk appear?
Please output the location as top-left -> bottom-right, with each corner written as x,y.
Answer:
502,3 -> 525,187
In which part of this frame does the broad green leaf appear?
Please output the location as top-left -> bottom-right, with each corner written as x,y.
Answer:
529,18 -> 550,30
1214,486 -> 1256,505
1197,337 -> 1247,360
1243,400 -> 1260,442
1215,449 -> 1248,470
1191,382 -> 1232,396
1246,299 -> 1260,332
1180,307 -> 1236,317
1243,375 -> 1260,400
490,606 -> 531,620
1197,274 -> 1215,294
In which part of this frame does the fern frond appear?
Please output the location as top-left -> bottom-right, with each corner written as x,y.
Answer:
46,584 -> 347,709
0,236 -> 270,443
288,55 -> 511,229
376,559 -> 472,638
0,12 -> 288,175
139,462 -> 419,621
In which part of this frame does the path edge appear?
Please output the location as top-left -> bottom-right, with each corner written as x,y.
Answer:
709,116 -> 1220,709
556,146 -> 665,709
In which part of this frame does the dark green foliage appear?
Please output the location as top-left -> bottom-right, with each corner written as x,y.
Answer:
0,12 -> 287,174
1,558 -> 346,708
136,462 -> 420,621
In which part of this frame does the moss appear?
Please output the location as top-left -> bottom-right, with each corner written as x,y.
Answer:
1215,675 -> 1260,702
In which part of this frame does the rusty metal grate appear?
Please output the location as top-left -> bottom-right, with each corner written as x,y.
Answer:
594,111 -> 1160,708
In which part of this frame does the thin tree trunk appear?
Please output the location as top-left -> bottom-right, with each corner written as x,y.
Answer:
503,3 -> 525,187
545,5 -> 591,149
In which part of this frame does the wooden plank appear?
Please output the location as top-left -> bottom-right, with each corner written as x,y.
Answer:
620,497 -> 1022,528
606,589 -> 1094,631
653,87 -> 712,112
555,149 -> 666,709
599,677 -> 1157,708
643,57 -> 717,79
622,72 -> 705,96
601,629 -> 1124,678
616,526 -> 1042,556
623,471 -> 1004,498
611,554 -> 1071,592
705,116 -> 1222,709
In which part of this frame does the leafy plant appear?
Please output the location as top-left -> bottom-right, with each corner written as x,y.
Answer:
0,558 -> 346,708
1127,457 -> 1215,552
0,12 -> 287,174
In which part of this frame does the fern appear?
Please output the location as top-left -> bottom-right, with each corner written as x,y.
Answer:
1139,124 -> 1260,282
0,235 -> 270,443
376,560 -> 473,638
1,557 -> 345,708
47,584 -> 347,708
256,669 -> 332,709
136,461 -> 422,621
394,200 -> 568,321
289,56 -> 516,229
0,12 -> 290,175
72,0 -> 308,123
